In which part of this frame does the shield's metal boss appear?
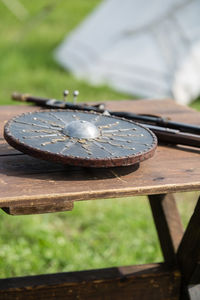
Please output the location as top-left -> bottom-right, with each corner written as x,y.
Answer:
4,110 -> 157,167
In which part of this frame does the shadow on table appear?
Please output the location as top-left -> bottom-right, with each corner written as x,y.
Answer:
1,153 -> 139,181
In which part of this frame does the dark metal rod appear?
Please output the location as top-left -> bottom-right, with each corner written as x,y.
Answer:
110,111 -> 200,135
12,92 -> 200,135
144,124 -> 200,148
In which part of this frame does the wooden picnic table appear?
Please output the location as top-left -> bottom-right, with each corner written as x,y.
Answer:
0,99 -> 200,299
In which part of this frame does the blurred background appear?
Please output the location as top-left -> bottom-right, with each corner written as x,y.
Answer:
0,0 -> 199,278
0,0 -> 130,106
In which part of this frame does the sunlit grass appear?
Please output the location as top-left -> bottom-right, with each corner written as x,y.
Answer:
0,197 -> 163,278
0,0 -> 131,106
0,192 -> 199,278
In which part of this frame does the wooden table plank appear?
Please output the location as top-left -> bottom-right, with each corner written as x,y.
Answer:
177,196 -> 200,285
0,263 -> 180,300
0,100 -> 200,208
149,194 -> 184,266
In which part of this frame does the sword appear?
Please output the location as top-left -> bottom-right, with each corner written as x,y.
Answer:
12,92 -> 200,148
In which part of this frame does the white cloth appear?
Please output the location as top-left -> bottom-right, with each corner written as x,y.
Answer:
55,0 -> 200,104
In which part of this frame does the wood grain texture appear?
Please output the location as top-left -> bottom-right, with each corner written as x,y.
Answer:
0,263 -> 181,300
149,194 -> 184,266
0,100 -> 200,210
177,196 -> 200,284
2,201 -> 73,215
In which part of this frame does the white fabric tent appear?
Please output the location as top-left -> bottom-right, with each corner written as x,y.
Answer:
55,0 -> 200,105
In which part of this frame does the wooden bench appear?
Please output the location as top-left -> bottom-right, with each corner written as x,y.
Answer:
0,99 -> 200,299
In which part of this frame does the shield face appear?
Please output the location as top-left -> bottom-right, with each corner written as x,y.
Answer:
4,110 -> 157,167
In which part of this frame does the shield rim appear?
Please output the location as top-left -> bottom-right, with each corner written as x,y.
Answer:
4,109 -> 157,168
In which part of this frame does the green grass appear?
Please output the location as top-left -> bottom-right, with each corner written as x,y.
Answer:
0,1 -> 200,278
0,193 -> 199,278
0,197 -> 162,278
191,97 -> 200,111
0,0 -> 131,105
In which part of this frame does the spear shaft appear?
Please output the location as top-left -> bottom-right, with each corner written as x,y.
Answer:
12,92 -> 200,148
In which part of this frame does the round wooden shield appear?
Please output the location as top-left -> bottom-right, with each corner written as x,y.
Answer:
4,110 -> 157,167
